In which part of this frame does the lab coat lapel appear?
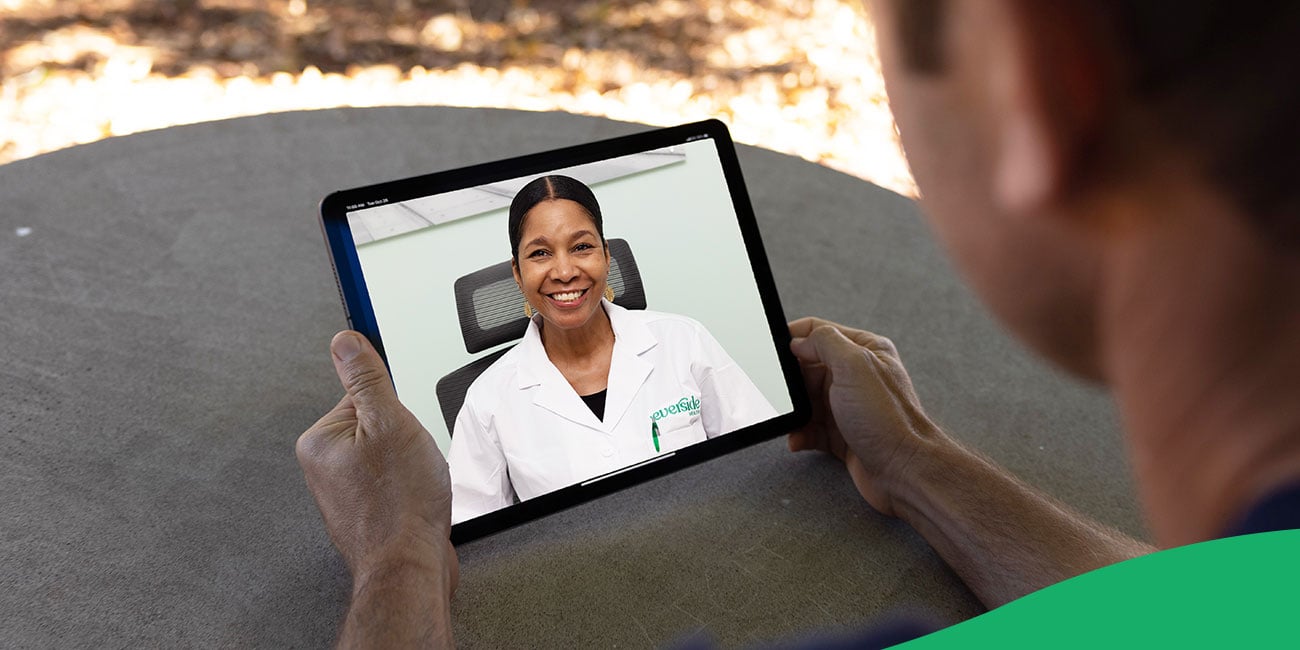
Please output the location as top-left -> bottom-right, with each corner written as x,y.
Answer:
515,316 -> 604,430
602,302 -> 656,432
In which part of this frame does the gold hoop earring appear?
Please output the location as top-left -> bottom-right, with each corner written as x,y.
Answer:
524,301 -> 534,318
604,286 -> 615,302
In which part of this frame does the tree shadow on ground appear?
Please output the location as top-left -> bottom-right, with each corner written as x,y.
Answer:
1,0 -> 810,81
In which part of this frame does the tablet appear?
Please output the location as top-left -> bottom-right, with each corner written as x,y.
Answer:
319,119 -> 810,543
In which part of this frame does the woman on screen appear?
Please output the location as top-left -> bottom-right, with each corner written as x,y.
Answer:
447,175 -> 777,522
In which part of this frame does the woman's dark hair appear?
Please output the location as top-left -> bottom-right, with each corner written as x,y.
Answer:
508,175 -> 605,263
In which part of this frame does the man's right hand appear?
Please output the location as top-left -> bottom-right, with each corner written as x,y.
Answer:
788,317 -> 1153,607
788,317 -> 949,517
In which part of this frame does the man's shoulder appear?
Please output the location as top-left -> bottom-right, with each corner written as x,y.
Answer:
1224,480 -> 1300,537
672,615 -> 934,650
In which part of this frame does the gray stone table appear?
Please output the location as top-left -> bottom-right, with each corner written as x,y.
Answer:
0,107 -> 1145,648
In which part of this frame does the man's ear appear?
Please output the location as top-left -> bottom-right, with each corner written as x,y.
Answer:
986,0 -> 1103,217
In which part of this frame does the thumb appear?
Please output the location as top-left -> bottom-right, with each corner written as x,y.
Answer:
793,326 -> 869,374
330,331 -> 399,414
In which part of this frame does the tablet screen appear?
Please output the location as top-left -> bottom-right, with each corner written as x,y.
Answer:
320,121 -> 808,542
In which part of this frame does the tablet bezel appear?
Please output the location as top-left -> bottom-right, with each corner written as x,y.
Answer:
318,119 -> 810,544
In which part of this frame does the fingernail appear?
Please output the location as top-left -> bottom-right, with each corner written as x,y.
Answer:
333,332 -> 362,361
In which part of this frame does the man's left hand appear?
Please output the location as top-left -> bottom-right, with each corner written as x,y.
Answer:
296,331 -> 457,589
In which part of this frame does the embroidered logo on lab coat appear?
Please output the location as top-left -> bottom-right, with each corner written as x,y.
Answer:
650,395 -> 701,420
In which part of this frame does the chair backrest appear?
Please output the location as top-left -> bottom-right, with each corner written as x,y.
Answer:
435,238 -> 646,434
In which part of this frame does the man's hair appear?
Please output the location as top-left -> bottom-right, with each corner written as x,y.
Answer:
507,175 -> 606,264
893,0 -> 1300,246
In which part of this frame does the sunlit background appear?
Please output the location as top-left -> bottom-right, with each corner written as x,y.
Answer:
1,0 -> 915,196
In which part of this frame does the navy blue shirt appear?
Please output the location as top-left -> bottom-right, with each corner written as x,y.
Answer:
1222,481 -> 1300,537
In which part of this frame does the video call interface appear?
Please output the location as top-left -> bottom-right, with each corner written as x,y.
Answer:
345,137 -> 794,523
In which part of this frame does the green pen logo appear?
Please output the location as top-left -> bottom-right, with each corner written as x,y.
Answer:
650,394 -> 701,421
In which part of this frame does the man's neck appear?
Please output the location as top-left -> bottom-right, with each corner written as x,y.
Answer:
1099,186 -> 1300,547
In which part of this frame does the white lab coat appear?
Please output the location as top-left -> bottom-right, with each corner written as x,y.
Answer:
448,300 -> 777,523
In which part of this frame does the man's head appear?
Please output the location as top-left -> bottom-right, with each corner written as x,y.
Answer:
868,0 -> 1300,380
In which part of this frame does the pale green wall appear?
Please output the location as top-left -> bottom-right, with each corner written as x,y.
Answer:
355,139 -> 792,452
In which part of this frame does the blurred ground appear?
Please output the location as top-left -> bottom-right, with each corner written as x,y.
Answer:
0,0 -> 914,196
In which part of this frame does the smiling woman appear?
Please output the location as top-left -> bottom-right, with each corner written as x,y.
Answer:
509,175 -> 614,338
446,175 -> 778,523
